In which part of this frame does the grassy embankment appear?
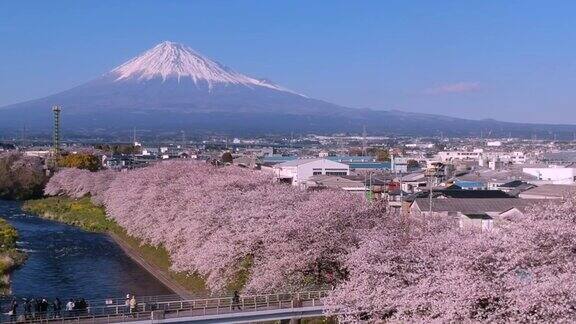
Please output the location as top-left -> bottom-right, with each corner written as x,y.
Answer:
0,218 -> 26,295
23,197 -> 206,293
22,197 -> 337,323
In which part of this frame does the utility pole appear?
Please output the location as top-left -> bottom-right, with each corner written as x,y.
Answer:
429,176 -> 433,214
399,170 -> 404,214
425,164 -> 439,215
21,124 -> 27,148
362,126 -> 367,156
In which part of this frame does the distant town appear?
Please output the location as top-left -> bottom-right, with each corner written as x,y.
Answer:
4,124 -> 576,232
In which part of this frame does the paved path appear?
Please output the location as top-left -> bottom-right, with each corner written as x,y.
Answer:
149,306 -> 324,323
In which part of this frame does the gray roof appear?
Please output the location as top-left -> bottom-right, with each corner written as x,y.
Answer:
401,172 -> 427,182
275,158 -> 347,167
456,167 -> 538,183
307,175 -> 364,188
519,184 -> 576,198
413,198 -> 538,214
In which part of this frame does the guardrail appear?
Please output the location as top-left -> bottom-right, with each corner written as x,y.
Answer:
2,290 -> 329,323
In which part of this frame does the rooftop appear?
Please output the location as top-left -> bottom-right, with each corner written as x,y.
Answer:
275,158 -> 349,167
519,184 -> 576,198
406,189 -> 513,202
413,198 -> 538,214
456,167 -> 538,183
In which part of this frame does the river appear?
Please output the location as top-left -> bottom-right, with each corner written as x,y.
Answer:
0,200 -> 172,300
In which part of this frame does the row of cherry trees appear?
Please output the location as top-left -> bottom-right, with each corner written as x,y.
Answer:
326,200 -> 576,322
44,162 -> 576,321
45,162 -> 386,292
44,167 -> 116,205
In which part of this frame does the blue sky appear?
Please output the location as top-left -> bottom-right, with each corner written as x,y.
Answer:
1,0 -> 576,124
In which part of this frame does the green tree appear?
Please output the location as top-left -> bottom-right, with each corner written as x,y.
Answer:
0,153 -> 47,200
375,149 -> 390,162
221,152 -> 233,163
407,159 -> 420,169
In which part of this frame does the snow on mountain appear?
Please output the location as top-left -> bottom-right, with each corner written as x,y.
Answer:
6,40 -> 568,137
109,41 -> 299,94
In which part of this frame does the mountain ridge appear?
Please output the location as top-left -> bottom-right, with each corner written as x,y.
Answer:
1,41 -> 576,138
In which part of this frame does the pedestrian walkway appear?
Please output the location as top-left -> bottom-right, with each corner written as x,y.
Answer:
1,290 -> 329,323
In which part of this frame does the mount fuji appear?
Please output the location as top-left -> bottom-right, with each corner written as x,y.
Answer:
0,41 -> 357,134
2,41 -> 576,137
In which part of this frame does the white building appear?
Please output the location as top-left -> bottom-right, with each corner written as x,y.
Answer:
438,150 -> 483,162
273,158 -> 350,187
509,151 -> 526,164
24,150 -> 51,158
405,143 -> 434,149
391,156 -> 410,173
523,165 -> 576,184
142,147 -> 159,156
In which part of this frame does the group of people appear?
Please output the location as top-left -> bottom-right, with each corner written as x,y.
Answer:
125,294 -> 138,317
5,297 -> 89,321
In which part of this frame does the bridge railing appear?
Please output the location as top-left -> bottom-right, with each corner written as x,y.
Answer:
3,290 -> 329,323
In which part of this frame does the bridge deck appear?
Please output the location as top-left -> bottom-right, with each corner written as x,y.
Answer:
2,291 -> 329,323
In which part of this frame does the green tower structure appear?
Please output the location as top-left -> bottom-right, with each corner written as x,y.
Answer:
51,105 -> 62,167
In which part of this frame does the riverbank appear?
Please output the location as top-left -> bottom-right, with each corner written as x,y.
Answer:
23,197 -> 206,297
0,218 -> 26,294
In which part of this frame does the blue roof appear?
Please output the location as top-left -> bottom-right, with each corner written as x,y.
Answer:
263,155 -> 377,163
262,156 -> 296,162
454,180 -> 485,188
348,162 -> 391,170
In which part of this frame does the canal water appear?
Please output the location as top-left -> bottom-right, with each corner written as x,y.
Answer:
0,200 -> 172,300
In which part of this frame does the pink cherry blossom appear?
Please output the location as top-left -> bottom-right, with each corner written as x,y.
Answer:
46,161 -> 386,293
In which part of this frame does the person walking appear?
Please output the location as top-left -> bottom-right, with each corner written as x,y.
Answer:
53,298 -> 62,318
23,298 -> 31,319
124,294 -> 131,315
9,298 -> 18,321
40,298 -> 49,318
129,295 -> 137,317
32,298 -> 40,319
65,299 -> 75,317
232,291 -> 242,311
79,298 -> 88,315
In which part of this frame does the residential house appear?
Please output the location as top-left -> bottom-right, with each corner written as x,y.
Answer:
410,198 -> 538,231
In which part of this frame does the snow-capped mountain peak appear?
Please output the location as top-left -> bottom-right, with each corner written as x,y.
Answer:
109,41 -> 295,93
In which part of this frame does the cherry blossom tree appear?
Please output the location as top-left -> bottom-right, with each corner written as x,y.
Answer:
326,198 -> 576,322
45,160 -> 576,320
44,168 -> 116,205
97,161 -> 386,292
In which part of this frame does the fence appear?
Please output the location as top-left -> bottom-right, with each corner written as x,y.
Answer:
1,290 -> 329,323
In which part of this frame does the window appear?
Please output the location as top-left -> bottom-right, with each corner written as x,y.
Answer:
313,171 -> 322,175
326,171 -> 347,176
